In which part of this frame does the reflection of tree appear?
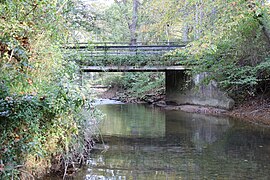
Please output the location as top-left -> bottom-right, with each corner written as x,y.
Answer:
192,117 -> 231,152
97,104 -> 165,137
165,111 -> 231,151
193,121 -> 270,179
89,105 -> 270,179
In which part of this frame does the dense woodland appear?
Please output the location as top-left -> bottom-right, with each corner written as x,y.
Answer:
1,0 -> 270,179
84,0 -> 270,101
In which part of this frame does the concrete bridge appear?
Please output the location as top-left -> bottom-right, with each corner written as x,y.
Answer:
65,42 -> 234,110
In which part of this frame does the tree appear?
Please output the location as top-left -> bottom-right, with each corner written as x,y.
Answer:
0,0 -> 97,178
172,0 -> 270,98
130,0 -> 139,44
113,0 -> 140,44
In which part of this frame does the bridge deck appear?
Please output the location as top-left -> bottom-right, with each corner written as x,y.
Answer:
81,66 -> 186,72
65,44 -> 185,49
65,42 -> 187,67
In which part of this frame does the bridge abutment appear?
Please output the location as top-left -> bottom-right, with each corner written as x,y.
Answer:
165,71 -> 234,110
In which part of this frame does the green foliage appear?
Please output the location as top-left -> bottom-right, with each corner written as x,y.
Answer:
168,0 -> 270,98
100,3 -> 131,42
67,53 -> 176,66
74,0 -> 183,43
103,72 -> 165,98
102,73 -> 128,88
141,0 -> 183,41
0,0 -> 98,178
125,72 -> 165,97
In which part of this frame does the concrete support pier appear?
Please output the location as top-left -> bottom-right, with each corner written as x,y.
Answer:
165,71 -> 234,110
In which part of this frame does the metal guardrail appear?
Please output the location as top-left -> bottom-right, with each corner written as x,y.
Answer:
63,42 -> 187,66
63,41 -> 186,49
63,41 -> 186,46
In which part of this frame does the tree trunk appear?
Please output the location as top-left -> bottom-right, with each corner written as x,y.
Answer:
182,1 -> 189,42
194,2 -> 199,39
211,0 -> 217,27
199,0 -> 204,36
182,24 -> 189,42
130,0 -> 138,45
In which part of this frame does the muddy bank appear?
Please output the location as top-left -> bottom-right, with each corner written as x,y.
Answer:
157,102 -> 270,126
227,96 -> 270,126
98,87 -> 270,126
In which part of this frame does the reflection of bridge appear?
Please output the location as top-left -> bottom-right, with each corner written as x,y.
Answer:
64,42 -> 233,109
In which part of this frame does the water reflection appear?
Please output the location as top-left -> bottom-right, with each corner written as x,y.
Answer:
97,104 -> 165,138
74,104 -> 270,180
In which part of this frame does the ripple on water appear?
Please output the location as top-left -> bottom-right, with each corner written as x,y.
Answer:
73,104 -> 270,180
92,99 -> 124,105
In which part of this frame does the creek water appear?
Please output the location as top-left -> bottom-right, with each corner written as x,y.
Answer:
70,103 -> 270,180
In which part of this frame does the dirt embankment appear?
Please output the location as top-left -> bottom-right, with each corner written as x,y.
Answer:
227,96 -> 270,126
167,96 -> 270,126
99,88 -> 270,126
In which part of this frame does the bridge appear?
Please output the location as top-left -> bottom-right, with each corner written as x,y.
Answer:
63,42 -> 187,71
64,42 -> 234,110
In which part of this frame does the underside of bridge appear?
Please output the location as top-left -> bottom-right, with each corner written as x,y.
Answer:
82,68 -> 234,110
73,43 -> 234,110
165,71 -> 234,110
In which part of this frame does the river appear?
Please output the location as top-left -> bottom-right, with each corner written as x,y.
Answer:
69,103 -> 270,179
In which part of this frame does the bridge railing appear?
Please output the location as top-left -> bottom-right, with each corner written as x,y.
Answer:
64,41 -> 183,47
63,42 -> 187,66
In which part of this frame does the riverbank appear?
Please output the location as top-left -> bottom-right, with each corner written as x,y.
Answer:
98,87 -> 270,126
228,96 -> 270,126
